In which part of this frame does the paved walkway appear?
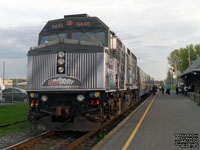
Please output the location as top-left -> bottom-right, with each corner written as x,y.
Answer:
93,92 -> 200,150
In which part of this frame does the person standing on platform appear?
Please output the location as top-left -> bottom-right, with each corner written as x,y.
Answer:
153,85 -> 156,95
166,84 -> 171,95
176,84 -> 179,95
184,85 -> 188,96
161,85 -> 164,94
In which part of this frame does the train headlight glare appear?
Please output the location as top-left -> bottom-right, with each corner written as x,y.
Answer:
58,51 -> 65,58
57,58 -> 65,65
77,95 -> 85,102
58,66 -> 64,73
94,92 -> 100,98
30,93 -> 35,98
41,95 -> 48,102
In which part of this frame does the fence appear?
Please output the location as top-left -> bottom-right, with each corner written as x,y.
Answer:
188,92 -> 200,105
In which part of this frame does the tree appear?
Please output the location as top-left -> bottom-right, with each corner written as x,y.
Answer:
10,79 -> 26,85
168,49 -> 180,71
168,44 -> 200,73
165,70 -> 176,85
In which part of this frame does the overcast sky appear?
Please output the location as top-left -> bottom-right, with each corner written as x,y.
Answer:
0,0 -> 200,80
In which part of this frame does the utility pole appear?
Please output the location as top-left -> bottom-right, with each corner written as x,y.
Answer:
175,61 -> 178,84
188,48 -> 191,66
171,70 -> 173,86
2,61 -> 5,84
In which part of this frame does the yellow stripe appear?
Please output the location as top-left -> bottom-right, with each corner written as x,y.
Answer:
122,95 -> 157,150
140,84 -> 148,89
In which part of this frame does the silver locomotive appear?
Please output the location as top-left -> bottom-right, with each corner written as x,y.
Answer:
27,14 -> 153,131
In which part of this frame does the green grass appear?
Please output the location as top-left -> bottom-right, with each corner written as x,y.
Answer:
0,103 -> 29,125
0,121 -> 31,136
171,85 -> 176,91
0,103 -> 31,136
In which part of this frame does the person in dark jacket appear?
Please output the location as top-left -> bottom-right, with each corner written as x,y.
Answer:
152,85 -> 157,95
166,84 -> 171,95
176,84 -> 179,95
161,85 -> 164,94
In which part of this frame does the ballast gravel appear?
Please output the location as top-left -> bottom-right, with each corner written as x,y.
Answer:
0,127 -> 45,149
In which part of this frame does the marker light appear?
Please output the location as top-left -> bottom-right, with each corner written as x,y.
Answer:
94,92 -> 100,98
30,93 -> 35,98
31,100 -> 35,107
58,51 -> 65,58
36,100 -> 39,107
35,93 -> 39,98
89,92 -> 94,98
58,66 -> 65,73
96,100 -> 100,105
90,100 -> 94,105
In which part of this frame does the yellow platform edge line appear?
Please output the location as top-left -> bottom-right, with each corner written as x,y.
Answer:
122,94 -> 157,150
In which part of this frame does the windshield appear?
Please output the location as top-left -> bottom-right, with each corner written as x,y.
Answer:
72,31 -> 105,45
40,33 -> 67,44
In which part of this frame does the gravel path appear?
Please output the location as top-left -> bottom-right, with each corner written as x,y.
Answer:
0,127 -> 46,149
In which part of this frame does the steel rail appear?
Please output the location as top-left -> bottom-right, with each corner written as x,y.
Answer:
0,120 -> 26,128
3,131 -> 55,150
63,104 -> 136,150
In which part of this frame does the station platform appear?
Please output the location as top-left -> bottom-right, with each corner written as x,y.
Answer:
92,92 -> 200,150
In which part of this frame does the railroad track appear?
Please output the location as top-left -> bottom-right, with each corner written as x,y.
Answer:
3,105 -> 136,150
0,120 -> 26,128
3,95 -> 151,150
63,103 -> 139,150
3,131 -> 55,150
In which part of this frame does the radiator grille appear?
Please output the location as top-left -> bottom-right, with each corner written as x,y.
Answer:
27,52 -> 98,90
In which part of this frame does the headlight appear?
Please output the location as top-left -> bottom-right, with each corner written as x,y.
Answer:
30,93 -> 35,98
58,66 -> 65,73
57,58 -> 65,65
77,95 -> 85,102
94,92 -> 100,98
41,95 -> 48,102
58,51 -> 65,58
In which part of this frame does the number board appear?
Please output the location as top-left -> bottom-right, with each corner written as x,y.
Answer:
52,23 -> 64,30
51,20 -> 91,30
76,21 -> 91,27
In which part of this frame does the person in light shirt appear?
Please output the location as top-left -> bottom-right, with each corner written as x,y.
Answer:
184,85 -> 188,96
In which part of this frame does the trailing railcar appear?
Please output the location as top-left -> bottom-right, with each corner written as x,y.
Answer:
27,14 -> 151,131
137,67 -> 154,97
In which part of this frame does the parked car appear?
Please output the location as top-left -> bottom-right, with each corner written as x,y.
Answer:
2,88 -> 28,103
0,84 -> 5,103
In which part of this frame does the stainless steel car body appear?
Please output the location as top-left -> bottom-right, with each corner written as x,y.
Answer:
27,38 -> 138,93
